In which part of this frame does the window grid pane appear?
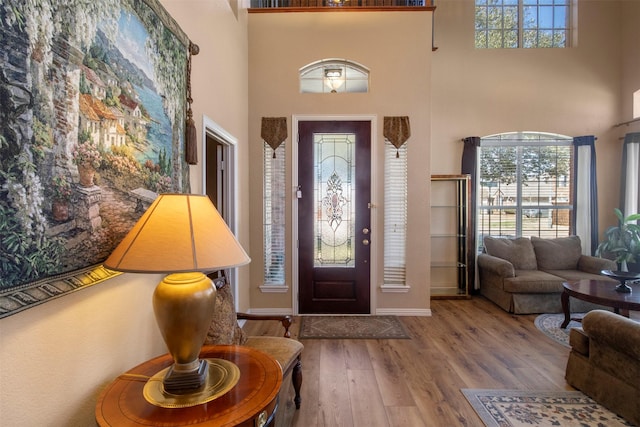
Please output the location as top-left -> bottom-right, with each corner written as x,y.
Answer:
384,143 -> 408,285
475,0 -> 570,49
477,133 -> 573,252
263,143 -> 286,284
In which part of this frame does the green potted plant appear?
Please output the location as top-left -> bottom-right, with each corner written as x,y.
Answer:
596,208 -> 640,272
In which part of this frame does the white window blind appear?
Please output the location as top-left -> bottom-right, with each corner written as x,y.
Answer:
477,132 -> 573,251
383,143 -> 408,285
263,143 -> 285,285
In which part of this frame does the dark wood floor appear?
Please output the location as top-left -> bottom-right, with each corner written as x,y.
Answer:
243,296 -> 620,426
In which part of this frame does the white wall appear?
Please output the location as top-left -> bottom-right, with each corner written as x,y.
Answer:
0,1 -> 249,425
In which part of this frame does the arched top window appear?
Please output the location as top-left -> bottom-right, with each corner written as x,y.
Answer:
299,59 -> 369,94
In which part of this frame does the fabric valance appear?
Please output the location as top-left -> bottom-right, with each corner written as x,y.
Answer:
383,116 -> 411,157
261,117 -> 288,158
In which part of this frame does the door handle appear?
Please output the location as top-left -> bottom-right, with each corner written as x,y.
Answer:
362,239 -> 370,246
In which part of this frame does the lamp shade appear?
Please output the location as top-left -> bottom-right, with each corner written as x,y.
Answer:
104,194 -> 250,273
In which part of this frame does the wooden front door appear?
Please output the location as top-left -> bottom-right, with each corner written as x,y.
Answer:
298,121 -> 371,314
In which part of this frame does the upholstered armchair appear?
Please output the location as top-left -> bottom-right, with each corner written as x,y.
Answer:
565,309 -> 640,425
204,275 -> 303,427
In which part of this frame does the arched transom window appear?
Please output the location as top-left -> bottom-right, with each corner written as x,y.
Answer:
299,59 -> 369,94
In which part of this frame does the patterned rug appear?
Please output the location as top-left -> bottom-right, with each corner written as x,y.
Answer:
462,389 -> 635,426
534,313 -> 585,348
298,315 -> 410,339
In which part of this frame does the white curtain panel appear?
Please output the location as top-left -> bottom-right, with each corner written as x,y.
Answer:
575,143 -> 592,255
623,135 -> 640,217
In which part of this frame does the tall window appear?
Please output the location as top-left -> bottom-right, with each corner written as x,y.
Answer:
383,144 -> 408,285
263,143 -> 285,284
475,0 -> 571,49
477,132 -> 573,250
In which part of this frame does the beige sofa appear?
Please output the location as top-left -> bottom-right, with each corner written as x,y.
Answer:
478,236 -> 616,314
565,310 -> 640,426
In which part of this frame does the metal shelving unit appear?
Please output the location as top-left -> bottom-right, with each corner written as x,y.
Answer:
430,174 -> 471,298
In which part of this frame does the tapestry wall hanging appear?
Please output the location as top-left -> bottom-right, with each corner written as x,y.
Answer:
0,0 -> 192,318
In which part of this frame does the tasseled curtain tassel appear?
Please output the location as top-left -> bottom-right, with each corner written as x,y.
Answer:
185,42 -> 199,165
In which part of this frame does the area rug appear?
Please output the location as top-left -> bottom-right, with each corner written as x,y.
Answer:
534,313 -> 585,348
298,315 -> 410,339
462,389 -> 635,426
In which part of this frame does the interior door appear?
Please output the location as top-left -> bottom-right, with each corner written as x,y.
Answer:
205,134 -> 222,208
205,133 -> 228,283
298,121 -> 371,314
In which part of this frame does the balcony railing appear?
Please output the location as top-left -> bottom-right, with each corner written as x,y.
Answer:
250,0 -> 432,9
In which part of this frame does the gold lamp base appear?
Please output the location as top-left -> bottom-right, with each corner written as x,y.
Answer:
143,358 -> 240,408
152,272 -> 217,394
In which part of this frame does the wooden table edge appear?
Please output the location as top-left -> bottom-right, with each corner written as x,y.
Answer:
96,345 -> 283,427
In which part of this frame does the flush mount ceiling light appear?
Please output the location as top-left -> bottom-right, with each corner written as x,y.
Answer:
324,68 -> 345,93
324,68 -> 342,78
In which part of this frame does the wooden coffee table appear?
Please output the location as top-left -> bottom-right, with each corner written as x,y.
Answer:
561,279 -> 640,328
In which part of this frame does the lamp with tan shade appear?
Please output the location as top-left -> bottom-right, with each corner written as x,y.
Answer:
104,194 -> 250,407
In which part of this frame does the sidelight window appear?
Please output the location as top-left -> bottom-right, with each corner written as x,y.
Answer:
263,143 -> 286,284
383,144 -> 408,286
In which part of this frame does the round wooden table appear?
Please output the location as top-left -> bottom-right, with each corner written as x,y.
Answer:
96,345 -> 283,427
561,279 -> 640,328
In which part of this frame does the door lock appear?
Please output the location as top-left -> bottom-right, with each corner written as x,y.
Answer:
362,228 -> 369,235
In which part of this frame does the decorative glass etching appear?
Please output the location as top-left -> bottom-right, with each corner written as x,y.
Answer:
314,133 -> 355,267
322,172 -> 347,230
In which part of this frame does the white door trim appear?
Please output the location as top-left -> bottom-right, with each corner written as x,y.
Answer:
201,115 -> 240,307
291,114 -> 379,315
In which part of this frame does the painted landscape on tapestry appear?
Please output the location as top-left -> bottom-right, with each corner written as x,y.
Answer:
0,0 -> 190,290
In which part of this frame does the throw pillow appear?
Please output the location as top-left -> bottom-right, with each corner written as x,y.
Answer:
483,236 -> 537,270
204,276 -> 247,346
531,235 -> 582,270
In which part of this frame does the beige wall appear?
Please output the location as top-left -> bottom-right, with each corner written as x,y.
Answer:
621,0 -> 640,130
431,0 -> 628,234
166,0 -> 252,311
2,2 -> 639,426
0,1 -> 249,425
247,11 -> 433,313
